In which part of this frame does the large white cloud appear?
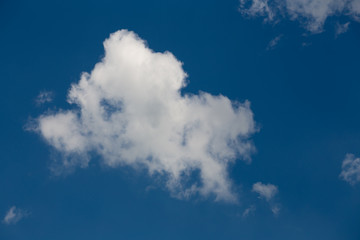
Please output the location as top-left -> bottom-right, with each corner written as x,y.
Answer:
35,30 -> 257,202
340,153 -> 360,185
239,0 -> 360,33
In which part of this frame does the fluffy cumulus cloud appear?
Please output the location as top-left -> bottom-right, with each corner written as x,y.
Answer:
34,30 -> 257,202
239,0 -> 360,33
2,206 -> 27,225
340,153 -> 360,185
252,182 -> 280,214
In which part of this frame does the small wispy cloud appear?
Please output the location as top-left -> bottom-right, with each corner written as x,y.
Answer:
252,182 -> 280,215
266,34 -> 283,50
35,91 -> 54,106
242,205 -> 256,218
301,42 -> 312,47
2,206 -> 28,225
335,22 -> 350,37
271,205 -> 280,215
340,153 -> 360,185
239,0 -> 360,34
252,182 -> 278,201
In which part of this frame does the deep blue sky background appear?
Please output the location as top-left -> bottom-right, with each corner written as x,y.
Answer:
1,0 -> 360,239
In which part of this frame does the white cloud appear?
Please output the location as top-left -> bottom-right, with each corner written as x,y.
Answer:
271,205 -> 280,215
2,206 -> 27,225
252,182 -> 280,214
335,21 -> 351,36
34,30 -> 257,202
242,205 -> 256,217
266,34 -> 283,50
36,91 -> 54,105
240,0 -> 278,21
340,153 -> 360,185
240,0 -> 360,33
252,182 -> 278,201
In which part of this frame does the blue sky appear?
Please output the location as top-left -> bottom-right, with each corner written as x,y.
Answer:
1,0 -> 360,239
